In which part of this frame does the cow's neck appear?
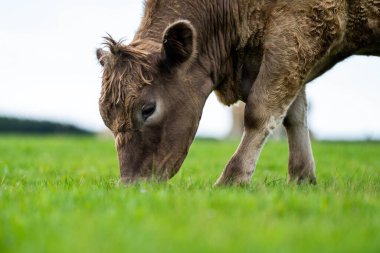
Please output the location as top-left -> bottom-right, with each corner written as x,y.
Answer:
134,0 -> 272,103
346,0 -> 380,56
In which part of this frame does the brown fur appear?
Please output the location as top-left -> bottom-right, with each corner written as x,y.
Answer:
97,0 -> 380,185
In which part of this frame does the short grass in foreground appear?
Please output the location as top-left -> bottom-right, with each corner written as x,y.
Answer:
0,135 -> 379,253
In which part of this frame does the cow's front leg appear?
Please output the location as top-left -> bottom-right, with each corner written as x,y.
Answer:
215,69 -> 304,185
283,88 -> 317,184
215,40 -> 311,185
215,114 -> 283,186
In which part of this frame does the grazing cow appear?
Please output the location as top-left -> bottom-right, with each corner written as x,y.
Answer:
96,0 -> 380,185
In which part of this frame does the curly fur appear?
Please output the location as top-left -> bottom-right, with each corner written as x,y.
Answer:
96,0 -> 380,184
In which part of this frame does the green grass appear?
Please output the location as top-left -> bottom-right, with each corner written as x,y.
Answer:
1,135 -> 380,253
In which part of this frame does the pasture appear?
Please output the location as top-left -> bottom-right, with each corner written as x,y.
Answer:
0,135 -> 379,253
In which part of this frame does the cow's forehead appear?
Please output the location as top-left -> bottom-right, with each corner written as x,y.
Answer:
100,56 -> 153,105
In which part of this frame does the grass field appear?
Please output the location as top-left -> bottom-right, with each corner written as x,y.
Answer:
1,135 -> 379,253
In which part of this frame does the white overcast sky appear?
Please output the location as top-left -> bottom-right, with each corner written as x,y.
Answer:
0,0 -> 379,139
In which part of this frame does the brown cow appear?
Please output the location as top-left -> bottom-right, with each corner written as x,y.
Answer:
96,0 -> 380,185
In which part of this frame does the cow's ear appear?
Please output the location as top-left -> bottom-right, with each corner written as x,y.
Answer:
96,48 -> 109,67
162,20 -> 197,66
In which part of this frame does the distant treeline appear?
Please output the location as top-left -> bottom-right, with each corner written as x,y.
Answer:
0,117 -> 93,135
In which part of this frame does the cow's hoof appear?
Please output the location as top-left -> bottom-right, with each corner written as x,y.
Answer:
288,173 -> 317,185
214,174 -> 251,187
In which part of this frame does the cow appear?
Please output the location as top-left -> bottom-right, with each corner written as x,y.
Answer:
96,0 -> 380,185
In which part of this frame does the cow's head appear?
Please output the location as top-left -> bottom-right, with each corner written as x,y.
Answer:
96,20 -> 211,183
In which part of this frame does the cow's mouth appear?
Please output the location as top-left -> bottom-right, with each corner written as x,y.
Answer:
119,149 -> 188,184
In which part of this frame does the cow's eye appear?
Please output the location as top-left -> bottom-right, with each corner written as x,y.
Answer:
142,103 -> 156,121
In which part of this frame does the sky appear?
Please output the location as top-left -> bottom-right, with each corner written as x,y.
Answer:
0,0 -> 379,140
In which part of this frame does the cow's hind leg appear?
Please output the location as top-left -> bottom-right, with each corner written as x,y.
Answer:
283,88 -> 317,184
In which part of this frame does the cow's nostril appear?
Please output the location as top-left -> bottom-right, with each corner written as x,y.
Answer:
142,103 -> 156,121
